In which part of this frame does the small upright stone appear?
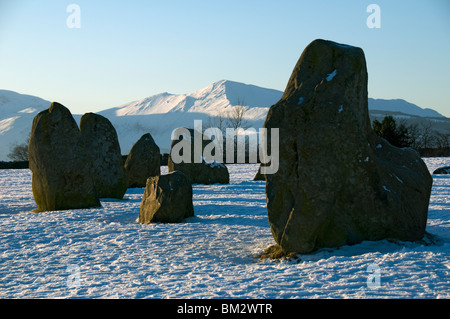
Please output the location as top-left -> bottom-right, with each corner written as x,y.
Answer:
124,133 -> 160,188
168,128 -> 229,184
28,102 -> 100,211
139,171 -> 194,224
80,113 -> 127,199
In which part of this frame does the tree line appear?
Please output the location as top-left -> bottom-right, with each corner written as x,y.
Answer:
5,113 -> 450,164
372,115 -> 450,156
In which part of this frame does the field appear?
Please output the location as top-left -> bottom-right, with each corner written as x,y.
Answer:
0,158 -> 449,298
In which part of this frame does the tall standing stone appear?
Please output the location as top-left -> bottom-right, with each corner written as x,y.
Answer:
264,39 -> 432,254
80,113 -> 127,199
124,133 -> 160,188
28,102 -> 100,211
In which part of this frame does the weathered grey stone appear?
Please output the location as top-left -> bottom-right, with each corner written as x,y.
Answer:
28,102 -> 100,211
124,133 -> 160,188
80,113 -> 127,199
264,39 -> 433,254
139,171 -> 194,224
168,128 -> 230,184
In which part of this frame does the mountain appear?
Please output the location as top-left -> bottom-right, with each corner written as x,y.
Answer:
100,80 -> 282,120
0,90 -> 51,161
98,80 -> 283,154
100,80 -> 447,155
0,81 -> 448,161
368,98 -> 444,118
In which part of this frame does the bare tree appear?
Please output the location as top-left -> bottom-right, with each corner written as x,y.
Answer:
206,112 -> 227,134
8,138 -> 29,162
206,97 -> 253,163
226,99 -> 248,131
205,112 -> 227,160
419,121 -> 435,149
226,98 -> 253,163
435,131 -> 450,149
406,122 -> 421,149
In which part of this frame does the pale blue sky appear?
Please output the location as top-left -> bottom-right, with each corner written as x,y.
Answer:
1,0 -> 449,116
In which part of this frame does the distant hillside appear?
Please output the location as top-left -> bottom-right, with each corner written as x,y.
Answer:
98,80 -> 283,154
368,98 -> 444,118
0,82 -> 448,161
0,90 -> 51,161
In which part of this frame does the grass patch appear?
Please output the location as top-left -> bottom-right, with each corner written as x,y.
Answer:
258,244 -> 300,261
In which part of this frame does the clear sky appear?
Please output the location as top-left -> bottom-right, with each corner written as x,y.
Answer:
1,0 -> 449,116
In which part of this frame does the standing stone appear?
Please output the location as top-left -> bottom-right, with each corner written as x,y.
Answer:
80,113 -> 127,199
28,102 -> 100,211
124,133 -> 160,188
168,128 -> 230,184
264,39 -> 432,254
139,171 -> 194,224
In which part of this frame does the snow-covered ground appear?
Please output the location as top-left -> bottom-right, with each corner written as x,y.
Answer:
0,159 -> 449,299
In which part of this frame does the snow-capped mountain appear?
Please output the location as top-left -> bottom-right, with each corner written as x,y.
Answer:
100,80 -> 282,120
98,80 -> 447,155
98,80 -> 283,154
0,80 -> 448,161
0,90 -> 51,161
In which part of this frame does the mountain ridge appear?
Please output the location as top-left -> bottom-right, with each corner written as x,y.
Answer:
369,98 -> 443,118
0,81 -> 447,160
100,80 -> 446,119
99,80 -> 282,120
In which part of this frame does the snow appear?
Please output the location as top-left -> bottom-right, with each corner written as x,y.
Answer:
326,69 -> 338,82
0,90 -> 51,161
0,158 -> 449,299
201,156 -> 226,169
392,174 -> 404,184
100,80 -> 281,119
18,107 -> 37,114
0,116 -> 19,135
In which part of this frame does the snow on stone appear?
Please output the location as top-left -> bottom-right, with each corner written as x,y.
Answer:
207,160 -> 225,169
392,174 -> 404,184
326,69 -> 338,82
201,156 -> 225,168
